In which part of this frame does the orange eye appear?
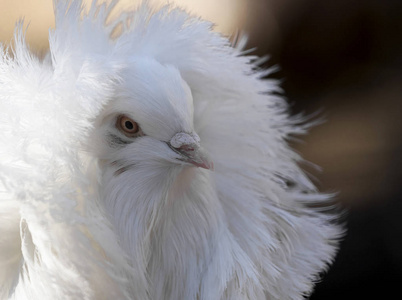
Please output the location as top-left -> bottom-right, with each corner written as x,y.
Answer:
116,115 -> 140,137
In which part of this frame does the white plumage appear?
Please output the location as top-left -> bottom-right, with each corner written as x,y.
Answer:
0,1 -> 342,299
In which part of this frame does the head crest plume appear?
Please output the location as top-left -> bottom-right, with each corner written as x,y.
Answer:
0,1 -> 137,299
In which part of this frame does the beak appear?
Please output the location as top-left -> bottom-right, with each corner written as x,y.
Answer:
167,132 -> 214,170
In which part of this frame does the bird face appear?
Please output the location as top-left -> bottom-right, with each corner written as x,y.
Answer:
92,58 -> 213,171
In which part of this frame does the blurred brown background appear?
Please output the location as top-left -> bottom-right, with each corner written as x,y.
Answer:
1,0 -> 401,298
244,1 -> 402,298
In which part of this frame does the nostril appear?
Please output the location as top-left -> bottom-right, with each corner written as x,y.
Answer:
170,132 -> 200,149
178,145 -> 195,152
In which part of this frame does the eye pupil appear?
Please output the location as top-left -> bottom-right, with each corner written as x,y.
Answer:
125,121 -> 134,130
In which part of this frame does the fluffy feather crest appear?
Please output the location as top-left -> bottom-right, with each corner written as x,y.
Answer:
0,1 -> 342,299
0,1 -> 135,299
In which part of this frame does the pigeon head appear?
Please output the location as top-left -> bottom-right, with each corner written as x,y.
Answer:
93,58 -> 213,172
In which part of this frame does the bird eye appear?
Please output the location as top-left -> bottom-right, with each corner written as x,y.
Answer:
116,115 -> 141,137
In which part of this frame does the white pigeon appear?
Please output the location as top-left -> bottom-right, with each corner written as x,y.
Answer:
0,1 -> 342,299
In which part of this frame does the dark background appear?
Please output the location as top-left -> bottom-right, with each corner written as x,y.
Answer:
244,0 -> 402,298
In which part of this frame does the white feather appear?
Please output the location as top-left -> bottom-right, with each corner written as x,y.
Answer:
0,1 -> 342,299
